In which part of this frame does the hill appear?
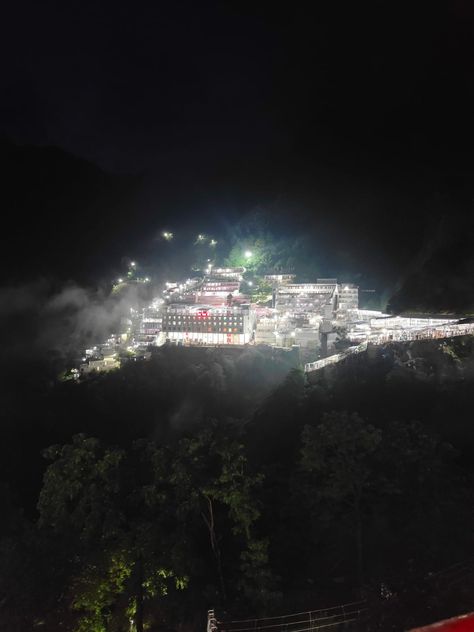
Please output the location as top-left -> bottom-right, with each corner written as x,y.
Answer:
0,138 -> 140,285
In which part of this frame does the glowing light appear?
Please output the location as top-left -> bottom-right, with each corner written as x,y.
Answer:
210,239 -> 217,246
244,250 -> 253,259
144,277 -> 150,282
117,278 -> 123,283
248,281 -> 253,286
130,261 -> 136,267
162,231 -> 174,240
196,234 -> 205,242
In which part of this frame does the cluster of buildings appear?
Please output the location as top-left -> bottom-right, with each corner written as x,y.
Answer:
156,269 -> 361,356
73,266 -> 467,377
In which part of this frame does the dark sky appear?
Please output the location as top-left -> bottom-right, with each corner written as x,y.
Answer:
1,1 -> 473,299
2,1 -> 473,176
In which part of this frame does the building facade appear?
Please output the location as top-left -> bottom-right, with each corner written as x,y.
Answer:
162,305 -> 255,345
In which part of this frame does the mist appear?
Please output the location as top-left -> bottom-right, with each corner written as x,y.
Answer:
0,280 -> 144,404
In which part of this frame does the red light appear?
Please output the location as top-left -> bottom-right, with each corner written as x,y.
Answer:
196,309 -> 209,319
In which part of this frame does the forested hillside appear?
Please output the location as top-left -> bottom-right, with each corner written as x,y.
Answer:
1,340 -> 474,631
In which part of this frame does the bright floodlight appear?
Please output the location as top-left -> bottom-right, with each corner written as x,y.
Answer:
130,261 -> 136,267
144,277 -> 150,282
162,231 -> 173,240
244,250 -> 252,259
117,278 -> 123,283
248,281 -> 253,286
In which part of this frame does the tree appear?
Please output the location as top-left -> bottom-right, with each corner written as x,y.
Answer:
170,420 -> 274,607
300,412 -> 382,589
38,434 -> 187,632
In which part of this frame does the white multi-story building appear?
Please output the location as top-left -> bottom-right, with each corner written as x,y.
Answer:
194,267 -> 247,306
275,280 -> 358,318
337,285 -> 359,313
162,305 -> 255,345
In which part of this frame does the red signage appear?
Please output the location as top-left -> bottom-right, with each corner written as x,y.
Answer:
196,310 -> 209,319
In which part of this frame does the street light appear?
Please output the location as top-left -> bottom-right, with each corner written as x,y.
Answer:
130,261 -> 136,267
244,250 -> 252,259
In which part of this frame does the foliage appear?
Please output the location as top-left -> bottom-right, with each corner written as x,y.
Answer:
2,341 -> 474,629
169,420 -> 273,604
38,435 -> 125,540
37,434 -> 187,631
300,412 -> 383,587
249,279 -> 274,305
300,412 -> 382,500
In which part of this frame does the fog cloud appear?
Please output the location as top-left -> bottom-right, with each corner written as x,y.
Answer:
0,280 -> 141,383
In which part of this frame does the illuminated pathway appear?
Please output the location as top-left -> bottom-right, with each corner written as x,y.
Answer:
304,322 -> 474,374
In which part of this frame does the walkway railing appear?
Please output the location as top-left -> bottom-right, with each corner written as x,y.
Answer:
305,342 -> 367,373
304,322 -> 474,373
209,600 -> 367,632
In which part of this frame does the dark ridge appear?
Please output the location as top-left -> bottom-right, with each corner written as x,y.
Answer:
0,138 -> 142,285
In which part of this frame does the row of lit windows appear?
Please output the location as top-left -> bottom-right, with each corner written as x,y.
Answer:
165,311 -> 243,315
203,282 -> 239,287
163,316 -> 243,325
164,326 -> 243,333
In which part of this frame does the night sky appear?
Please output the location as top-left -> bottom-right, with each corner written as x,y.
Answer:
1,1 -> 473,298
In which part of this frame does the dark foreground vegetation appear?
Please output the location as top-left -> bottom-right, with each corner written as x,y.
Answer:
1,339 -> 474,631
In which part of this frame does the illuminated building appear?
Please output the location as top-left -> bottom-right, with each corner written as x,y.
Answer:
140,306 -> 162,334
80,356 -> 120,374
275,279 -> 358,319
337,284 -> 359,313
255,317 -> 277,345
211,267 -> 245,280
162,305 -> 255,345
195,267 -> 246,306
264,274 -> 296,286
270,279 -> 359,354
